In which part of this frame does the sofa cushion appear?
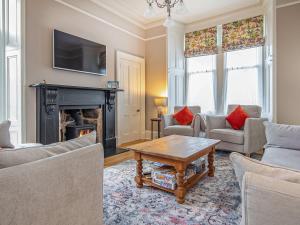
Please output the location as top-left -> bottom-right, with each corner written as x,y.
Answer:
173,106 -> 194,125
227,105 -> 261,118
264,122 -> 300,150
163,125 -> 193,136
0,131 -> 96,169
262,147 -> 300,170
173,106 -> 200,125
226,105 -> 249,130
44,131 -> 96,155
0,120 -> 14,148
209,129 -> 244,144
230,152 -> 300,188
226,105 -> 261,129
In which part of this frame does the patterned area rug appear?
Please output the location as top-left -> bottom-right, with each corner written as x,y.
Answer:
103,151 -> 242,225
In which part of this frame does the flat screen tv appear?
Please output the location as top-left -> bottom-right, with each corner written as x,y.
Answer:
53,30 -> 106,76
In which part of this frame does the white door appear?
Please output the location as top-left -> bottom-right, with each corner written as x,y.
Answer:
117,51 -> 145,145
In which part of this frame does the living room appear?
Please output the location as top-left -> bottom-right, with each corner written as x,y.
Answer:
0,0 -> 299,224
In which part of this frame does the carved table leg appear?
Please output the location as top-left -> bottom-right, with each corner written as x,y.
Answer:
208,147 -> 215,177
175,163 -> 186,204
134,153 -> 143,188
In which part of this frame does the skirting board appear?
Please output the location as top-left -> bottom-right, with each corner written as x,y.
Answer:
145,130 -> 158,140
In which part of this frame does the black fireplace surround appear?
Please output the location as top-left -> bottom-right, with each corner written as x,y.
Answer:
30,83 -> 123,157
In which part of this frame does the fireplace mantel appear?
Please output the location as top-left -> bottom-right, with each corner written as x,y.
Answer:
30,83 -> 123,157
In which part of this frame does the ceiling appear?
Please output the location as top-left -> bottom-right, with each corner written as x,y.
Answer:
91,0 -> 263,29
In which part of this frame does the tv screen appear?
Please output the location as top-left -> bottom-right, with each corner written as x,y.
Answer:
53,30 -> 106,76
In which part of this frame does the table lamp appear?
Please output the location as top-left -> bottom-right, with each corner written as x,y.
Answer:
154,97 -> 168,118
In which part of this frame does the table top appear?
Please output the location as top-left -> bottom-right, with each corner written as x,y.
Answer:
125,135 -> 220,161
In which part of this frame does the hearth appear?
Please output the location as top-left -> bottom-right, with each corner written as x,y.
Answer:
60,108 -> 102,142
31,83 -> 125,157
65,124 -> 96,140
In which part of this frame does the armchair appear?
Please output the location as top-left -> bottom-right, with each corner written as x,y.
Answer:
161,106 -> 206,137
206,105 -> 267,156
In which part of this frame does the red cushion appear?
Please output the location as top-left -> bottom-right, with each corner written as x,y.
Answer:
173,106 -> 194,125
226,105 -> 249,130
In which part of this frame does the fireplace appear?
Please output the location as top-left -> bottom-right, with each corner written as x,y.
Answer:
60,108 -> 102,142
65,124 -> 96,140
31,83 -> 124,157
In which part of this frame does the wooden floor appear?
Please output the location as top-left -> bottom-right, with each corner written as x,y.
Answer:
104,139 -> 149,168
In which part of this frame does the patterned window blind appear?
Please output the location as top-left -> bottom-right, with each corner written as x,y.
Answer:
185,27 -> 217,58
222,15 -> 265,52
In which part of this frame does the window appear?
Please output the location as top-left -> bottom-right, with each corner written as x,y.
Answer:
0,0 -> 22,144
225,47 -> 263,108
186,55 -> 216,113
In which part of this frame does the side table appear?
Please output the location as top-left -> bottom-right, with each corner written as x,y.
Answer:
150,118 -> 162,139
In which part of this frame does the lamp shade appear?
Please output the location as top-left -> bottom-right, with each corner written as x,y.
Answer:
154,97 -> 168,107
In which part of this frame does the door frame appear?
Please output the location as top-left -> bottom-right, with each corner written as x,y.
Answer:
116,51 -> 145,145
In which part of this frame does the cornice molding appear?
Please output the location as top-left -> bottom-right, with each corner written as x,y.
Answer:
54,0 -> 166,42
88,0 -> 267,30
55,0 -> 268,41
277,0 -> 300,8
185,3 -> 264,33
89,0 -> 147,29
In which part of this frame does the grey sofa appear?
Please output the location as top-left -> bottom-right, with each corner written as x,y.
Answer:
161,106 -> 205,137
231,122 -> 300,225
0,143 -> 104,225
206,105 -> 267,156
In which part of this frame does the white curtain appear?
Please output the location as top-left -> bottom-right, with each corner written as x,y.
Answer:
186,55 -> 216,114
224,47 -> 264,112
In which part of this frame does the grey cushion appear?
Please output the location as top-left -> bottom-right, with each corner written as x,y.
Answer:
264,122 -> 300,150
0,147 -> 52,169
209,128 -> 244,144
0,131 -> 96,168
0,120 -> 14,148
230,152 -> 300,188
262,147 -> 300,170
163,125 -> 194,136
44,131 -> 96,155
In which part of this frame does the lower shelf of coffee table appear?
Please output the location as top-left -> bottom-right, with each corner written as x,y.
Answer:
141,169 -> 208,194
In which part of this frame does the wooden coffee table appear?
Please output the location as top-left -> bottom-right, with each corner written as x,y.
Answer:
126,135 -> 220,204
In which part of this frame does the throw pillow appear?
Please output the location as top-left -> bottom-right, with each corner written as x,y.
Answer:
264,122 -> 300,150
230,152 -> 300,188
0,120 -> 14,148
0,131 -> 97,169
173,106 -> 194,125
226,105 -> 249,130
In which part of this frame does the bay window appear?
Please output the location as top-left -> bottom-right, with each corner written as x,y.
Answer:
184,15 -> 269,116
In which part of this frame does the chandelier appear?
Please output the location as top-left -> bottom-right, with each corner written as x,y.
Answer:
144,0 -> 188,27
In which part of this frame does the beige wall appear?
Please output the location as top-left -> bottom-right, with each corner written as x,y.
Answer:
145,36 -> 167,130
277,3 -> 300,125
25,0 -> 146,142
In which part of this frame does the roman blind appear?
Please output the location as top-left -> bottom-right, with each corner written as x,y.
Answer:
185,26 -> 217,57
222,15 -> 265,52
